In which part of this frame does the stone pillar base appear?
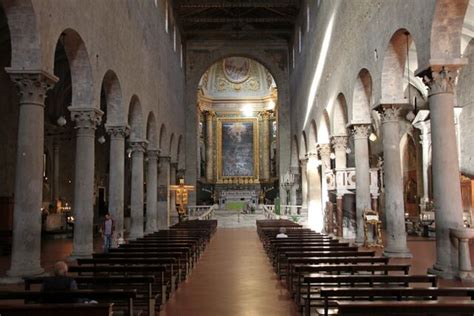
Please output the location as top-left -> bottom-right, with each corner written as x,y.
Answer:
428,264 -> 458,279
383,248 -> 413,258
5,265 -> 44,279
69,251 -> 93,260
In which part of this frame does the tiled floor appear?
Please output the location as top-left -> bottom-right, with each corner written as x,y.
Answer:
1,229 -> 474,314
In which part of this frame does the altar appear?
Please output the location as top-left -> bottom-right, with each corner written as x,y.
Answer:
218,189 -> 258,210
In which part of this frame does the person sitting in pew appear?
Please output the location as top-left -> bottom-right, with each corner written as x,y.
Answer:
41,261 -> 78,303
276,227 -> 288,238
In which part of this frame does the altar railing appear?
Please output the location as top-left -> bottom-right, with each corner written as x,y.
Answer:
187,205 -> 217,219
263,204 -> 307,222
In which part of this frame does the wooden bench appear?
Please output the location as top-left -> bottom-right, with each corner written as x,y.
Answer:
68,265 -> 168,305
290,264 -> 410,302
116,245 -> 197,264
335,300 -> 474,316
0,303 -> 113,316
318,287 -> 474,316
302,274 -> 438,316
24,276 -> 157,315
0,290 -> 137,316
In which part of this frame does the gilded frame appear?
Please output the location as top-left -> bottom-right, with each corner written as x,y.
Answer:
216,117 -> 260,183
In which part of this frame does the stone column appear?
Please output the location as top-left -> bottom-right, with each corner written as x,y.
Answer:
158,156 -> 171,230
300,158 -> 309,209
128,140 -> 147,239
421,66 -> 464,277
290,166 -> 299,214
261,111 -> 272,180
318,144 -> 332,233
52,141 -> 60,203
105,125 -> 129,237
306,152 -> 323,232
332,136 -> 348,237
379,105 -> 411,258
413,121 -> 431,212
205,111 -> 215,182
145,149 -> 159,233
69,107 -> 103,258
350,124 -> 372,244
170,162 -> 178,218
6,70 -> 57,278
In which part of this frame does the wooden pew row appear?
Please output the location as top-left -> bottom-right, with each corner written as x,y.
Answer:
302,274 -> 438,316
336,300 -> 474,316
318,287 -> 474,316
0,290 -> 137,316
290,264 -> 410,303
24,276 -> 156,315
0,303 -> 113,316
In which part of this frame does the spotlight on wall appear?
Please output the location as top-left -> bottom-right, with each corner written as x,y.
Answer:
369,133 -> 377,142
57,116 -> 67,127
330,152 -> 336,160
268,100 -> 276,111
98,136 -> 106,144
241,104 -> 253,117
345,148 -> 352,154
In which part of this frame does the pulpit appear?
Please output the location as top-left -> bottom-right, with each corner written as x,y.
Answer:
363,208 -> 383,248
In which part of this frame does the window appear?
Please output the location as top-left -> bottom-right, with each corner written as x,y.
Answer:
306,5 -> 310,33
165,0 -> 169,33
298,27 -> 302,53
173,27 -> 177,52
292,47 -> 295,69
180,44 -> 184,68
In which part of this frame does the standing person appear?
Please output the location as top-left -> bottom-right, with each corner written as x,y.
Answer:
102,213 -> 115,253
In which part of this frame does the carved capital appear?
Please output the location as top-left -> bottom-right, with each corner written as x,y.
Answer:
351,124 -> 371,139
318,143 -> 332,159
379,105 -> 401,123
205,110 -> 216,120
106,125 -> 130,138
170,162 -> 179,169
331,136 -> 348,151
147,149 -> 160,161
299,157 -> 308,167
129,140 -> 147,154
422,67 -> 456,96
69,107 -> 103,130
7,69 -> 58,106
259,110 -> 273,120
159,155 -> 171,164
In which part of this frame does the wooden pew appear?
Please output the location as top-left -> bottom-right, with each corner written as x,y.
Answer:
0,290 -> 137,316
319,287 -> 474,316
24,276 -> 157,315
68,265 -> 168,305
335,300 -> 474,316
0,303 -> 113,316
291,264 -> 410,305
116,244 -> 197,264
302,274 -> 438,316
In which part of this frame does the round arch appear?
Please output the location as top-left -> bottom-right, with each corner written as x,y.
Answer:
350,69 -> 373,124
127,95 -> 144,140
332,93 -> 348,136
101,70 -> 123,125
146,112 -> 158,150
159,123 -> 167,155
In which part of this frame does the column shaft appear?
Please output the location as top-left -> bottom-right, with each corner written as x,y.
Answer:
319,144 -> 331,233
300,158 -> 308,209
70,107 -> 103,258
145,150 -> 159,233
129,141 -> 146,239
158,156 -> 171,230
106,126 -> 128,237
380,106 -> 411,258
53,142 -> 60,203
307,153 -> 323,232
205,111 -> 214,182
6,71 -> 57,277
170,163 -> 178,220
261,112 -> 271,180
352,125 -> 371,244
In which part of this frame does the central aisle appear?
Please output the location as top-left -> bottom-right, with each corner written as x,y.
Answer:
160,228 -> 298,316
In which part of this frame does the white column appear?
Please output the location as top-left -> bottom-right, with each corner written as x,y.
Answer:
332,136 -> 348,237
205,111 -> 215,182
300,158 -> 308,209
69,107 -> 103,258
52,141 -> 60,203
158,156 -> 171,230
351,124 -> 371,244
290,166 -> 299,214
106,125 -> 129,237
6,70 -> 57,278
261,111 -> 271,180
145,149 -> 159,233
413,121 -> 431,211
129,140 -> 147,239
422,66 -> 464,278
307,152 -> 323,232
318,143 -> 331,232
379,105 -> 411,258
170,162 -> 178,218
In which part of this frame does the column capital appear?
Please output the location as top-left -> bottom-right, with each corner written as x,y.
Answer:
106,125 -> 130,138
159,155 -> 171,163
129,140 -> 148,153
170,162 -> 179,169
416,63 -> 466,96
147,149 -> 160,160
331,135 -> 348,151
299,157 -> 308,166
6,69 -> 58,106
258,110 -> 273,120
350,124 -> 371,139
379,105 -> 402,123
318,143 -> 332,159
68,107 -> 103,130
306,151 -> 319,159
205,110 -> 216,119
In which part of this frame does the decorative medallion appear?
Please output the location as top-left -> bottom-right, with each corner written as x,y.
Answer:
222,57 -> 251,83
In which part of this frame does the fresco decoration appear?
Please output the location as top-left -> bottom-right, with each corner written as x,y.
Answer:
223,57 -> 251,83
217,118 -> 259,181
